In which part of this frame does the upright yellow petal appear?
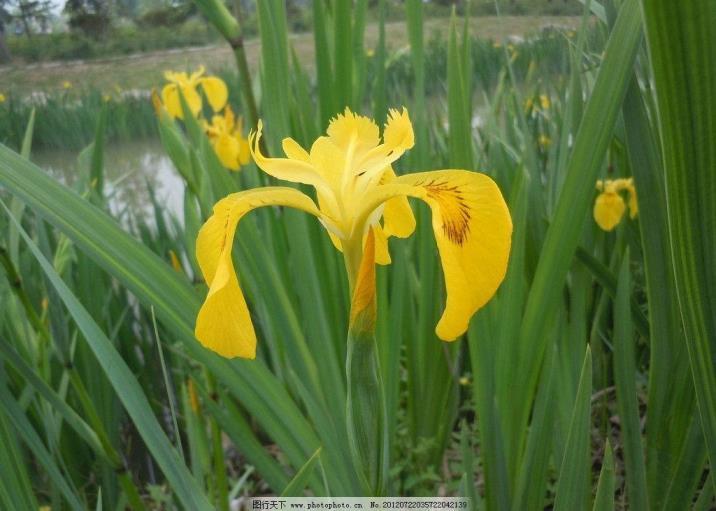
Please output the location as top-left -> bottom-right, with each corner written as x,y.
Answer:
381,167 -> 416,239
238,137 -> 251,166
356,170 -> 512,340
383,108 -> 415,153
224,104 -> 236,131
251,122 -> 336,204
161,84 -> 182,119
181,85 -> 202,117
282,137 -> 310,161
196,188 -> 321,358
593,191 -> 626,231
352,108 -> 416,194
189,65 -> 206,83
163,70 -> 181,83
199,76 -> 228,113
327,108 -> 380,155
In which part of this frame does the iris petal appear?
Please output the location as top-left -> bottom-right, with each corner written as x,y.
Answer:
195,188 -> 322,358
357,170 -> 512,340
593,192 -> 626,231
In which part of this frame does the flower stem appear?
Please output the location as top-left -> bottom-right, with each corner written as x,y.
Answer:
343,231 -> 389,495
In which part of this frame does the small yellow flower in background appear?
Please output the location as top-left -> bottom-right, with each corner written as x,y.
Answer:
539,94 -> 551,110
169,250 -> 183,273
102,93 -> 112,102
593,178 -> 638,231
459,375 -> 471,386
366,48 -> 375,58
203,105 -> 251,171
62,81 -> 72,89
524,97 -> 534,112
161,66 -> 227,120
194,107 -> 512,358
187,379 -> 200,414
151,88 -> 164,116
538,134 -> 551,148
0,92 -> 6,103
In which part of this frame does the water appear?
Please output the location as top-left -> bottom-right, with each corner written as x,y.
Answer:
33,139 -> 185,225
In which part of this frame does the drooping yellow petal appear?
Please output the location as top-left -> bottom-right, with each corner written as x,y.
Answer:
161,84 -> 182,119
199,76 -> 228,113
214,133 -> 241,171
356,170 -> 512,340
404,171 -> 511,340
593,191 -> 626,231
195,188 -> 321,358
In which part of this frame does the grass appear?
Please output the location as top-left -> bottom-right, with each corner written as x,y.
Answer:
0,16 -> 581,94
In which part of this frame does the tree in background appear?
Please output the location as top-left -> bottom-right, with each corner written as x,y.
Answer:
0,0 -> 10,61
64,0 -> 111,38
0,0 -> 52,41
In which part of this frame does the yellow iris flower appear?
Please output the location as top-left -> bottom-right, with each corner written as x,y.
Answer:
161,66 -> 228,120
203,106 -> 251,171
539,94 -> 551,110
593,178 -> 638,231
194,108 -> 512,358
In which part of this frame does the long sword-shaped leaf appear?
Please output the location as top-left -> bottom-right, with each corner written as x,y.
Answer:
0,381 -> 84,511
0,146 -> 322,489
515,0 -> 642,445
2,199 -> 214,511
553,347 -> 592,511
592,442 -> 615,511
613,253 -> 648,509
641,0 -> 716,481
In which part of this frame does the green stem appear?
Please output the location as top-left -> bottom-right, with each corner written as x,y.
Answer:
343,235 -> 389,496
191,0 -> 259,130
345,328 -> 388,496
232,44 -> 259,132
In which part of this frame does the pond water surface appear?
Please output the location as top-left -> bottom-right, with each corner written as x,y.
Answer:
34,139 -> 185,224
